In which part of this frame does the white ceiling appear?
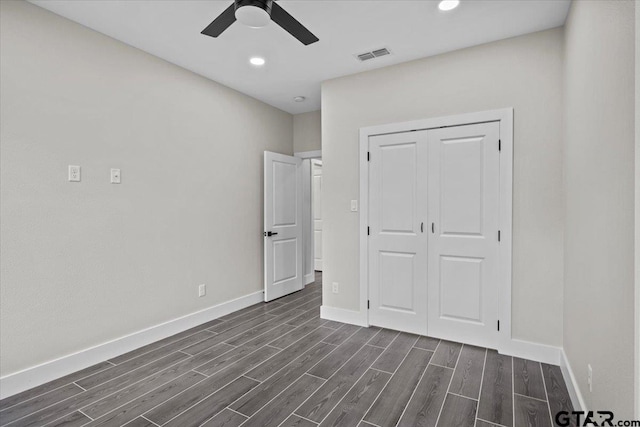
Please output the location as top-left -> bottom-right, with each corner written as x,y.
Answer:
29,0 -> 571,114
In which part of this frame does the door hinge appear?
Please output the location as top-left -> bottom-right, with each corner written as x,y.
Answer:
367,226 -> 370,235
367,151 -> 370,161
497,320 -> 500,331
367,300 -> 370,309
498,139 -> 501,152
498,230 -> 501,242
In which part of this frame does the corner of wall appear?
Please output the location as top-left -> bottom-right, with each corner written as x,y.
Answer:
293,110 -> 322,154
562,0 -> 636,416
561,348 -> 588,412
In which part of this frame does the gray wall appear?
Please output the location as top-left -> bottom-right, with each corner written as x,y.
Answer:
563,0 -> 635,416
636,1 -> 640,418
0,1 -> 293,376
321,28 -> 565,346
293,110 -> 322,153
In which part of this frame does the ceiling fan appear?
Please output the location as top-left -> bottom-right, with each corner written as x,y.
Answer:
201,0 -> 319,46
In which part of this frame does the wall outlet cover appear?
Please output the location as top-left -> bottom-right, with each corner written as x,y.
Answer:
198,284 -> 206,297
68,165 -> 81,182
110,168 -> 121,184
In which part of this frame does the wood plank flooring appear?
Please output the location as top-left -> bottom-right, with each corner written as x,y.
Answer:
0,273 -> 575,427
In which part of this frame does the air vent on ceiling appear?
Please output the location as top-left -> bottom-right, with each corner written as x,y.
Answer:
372,48 -> 390,57
357,52 -> 376,61
356,47 -> 391,62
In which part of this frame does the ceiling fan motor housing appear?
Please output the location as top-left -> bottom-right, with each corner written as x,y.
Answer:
235,0 -> 274,28
202,0 -> 318,45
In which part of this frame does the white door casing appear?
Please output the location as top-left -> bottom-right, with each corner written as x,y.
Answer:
312,160 -> 323,271
264,151 -> 303,302
368,131 -> 429,335
427,122 -> 500,348
301,159 -> 314,285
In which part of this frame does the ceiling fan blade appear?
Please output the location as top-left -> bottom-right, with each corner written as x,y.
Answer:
201,3 -> 236,38
270,2 -> 318,45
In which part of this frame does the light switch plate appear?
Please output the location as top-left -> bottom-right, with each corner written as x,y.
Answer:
110,168 -> 121,184
350,200 -> 358,212
68,165 -> 81,182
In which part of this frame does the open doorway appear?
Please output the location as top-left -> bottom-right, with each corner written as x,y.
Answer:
311,159 -> 323,272
295,150 -> 322,286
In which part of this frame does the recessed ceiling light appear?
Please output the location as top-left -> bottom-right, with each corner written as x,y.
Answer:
249,57 -> 265,66
438,0 -> 460,11
293,96 -> 306,102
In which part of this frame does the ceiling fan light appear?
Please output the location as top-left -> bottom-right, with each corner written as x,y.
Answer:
235,5 -> 271,28
438,0 -> 460,11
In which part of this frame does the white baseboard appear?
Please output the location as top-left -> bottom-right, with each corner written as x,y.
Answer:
319,304 -> 564,367
560,349 -> 587,412
304,273 -> 315,285
0,290 -> 263,399
500,338 -> 562,366
320,305 -> 368,327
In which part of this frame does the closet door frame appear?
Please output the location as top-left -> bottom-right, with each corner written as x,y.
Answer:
359,108 -> 513,352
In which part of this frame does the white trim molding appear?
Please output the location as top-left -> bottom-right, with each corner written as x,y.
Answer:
561,349 -> 587,412
501,339 -> 561,366
320,305 -> 368,327
294,150 -> 322,159
0,290 -> 263,399
358,108 -> 514,352
304,273 -> 315,285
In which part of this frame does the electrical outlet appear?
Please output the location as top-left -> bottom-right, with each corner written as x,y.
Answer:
68,165 -> 81,182
110,168 -> 121,184
332,282 -> 339,294
587,364 -> 592,392
198,284 -> 206,297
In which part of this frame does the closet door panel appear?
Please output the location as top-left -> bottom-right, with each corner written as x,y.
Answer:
368,131 -> 428,335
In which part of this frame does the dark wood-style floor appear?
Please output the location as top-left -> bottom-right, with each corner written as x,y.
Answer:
0,273 -> 575,427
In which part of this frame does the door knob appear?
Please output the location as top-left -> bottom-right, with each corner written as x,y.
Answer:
264,231 -> 279,237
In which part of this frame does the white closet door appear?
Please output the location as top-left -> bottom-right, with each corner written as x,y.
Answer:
427,122 -> 500,348
368,131 -> 428,335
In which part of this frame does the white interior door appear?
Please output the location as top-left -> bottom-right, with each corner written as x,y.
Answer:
427,122 -> 500,348
312,161 -> 323,271
264,151 -> 303,302
368,131 -> 428,335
